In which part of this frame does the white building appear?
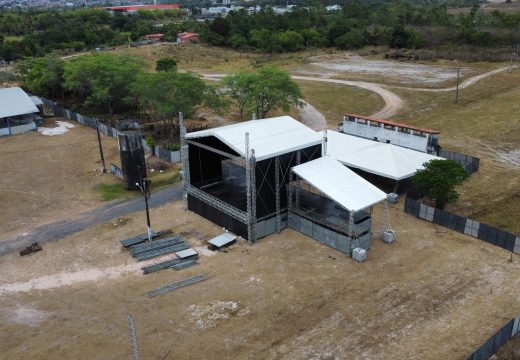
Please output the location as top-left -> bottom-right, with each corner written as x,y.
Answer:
339,113 -> 441,155
0,87 -> 42,136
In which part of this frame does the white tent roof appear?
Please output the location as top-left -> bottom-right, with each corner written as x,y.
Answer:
30,95 -> 43,106
186,116 -> 322,161
0,87 -> 39,119
326,130 -> 443,180
292,156 -> 387,212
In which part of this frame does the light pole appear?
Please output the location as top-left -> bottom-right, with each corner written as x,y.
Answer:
136,176 -> 152,242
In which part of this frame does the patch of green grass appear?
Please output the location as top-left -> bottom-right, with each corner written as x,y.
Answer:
297,81 -> 385,126
4,35 -> 24,42
150,169 -> 181,189
96,183 -> 127,201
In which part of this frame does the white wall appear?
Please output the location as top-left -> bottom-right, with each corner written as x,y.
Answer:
340,119 -> 429,153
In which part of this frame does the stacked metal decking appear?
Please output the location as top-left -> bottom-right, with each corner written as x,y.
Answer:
142,257 -> 198,274
129,235 -> 189,261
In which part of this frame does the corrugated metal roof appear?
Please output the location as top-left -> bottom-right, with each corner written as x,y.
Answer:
0,87 -> 39,119
292,156 -> 387,212
186,116 -> 322,161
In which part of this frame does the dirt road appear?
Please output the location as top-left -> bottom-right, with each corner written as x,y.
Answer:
298,100 -> 327,131
0,183 -> 183,257
204,67 -> 509,121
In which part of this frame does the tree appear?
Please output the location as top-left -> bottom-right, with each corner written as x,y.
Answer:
132,71 -> 207,145
252,67 -> 302,118
276,30 -> 304,52
17,55 -> 65,99
222,67 -> 302,119
156,57 -> 177,72
413,159 -> 469,209
222,72 -> 257,119
133,71 -> 206,117
63,53 -> 145,116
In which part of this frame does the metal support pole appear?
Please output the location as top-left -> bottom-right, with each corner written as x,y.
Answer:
287,176 -> 293,214
295,150 -> 301,210
7,117 -> 11,135
179,112 -> 190,210
144,179 -> 151,242
275,156 -> 281,233
250,149 -> 257,243
322,130 -> 328,156
380,200 -> 389,238
96,120 -> 106,173
455,68 -> 460,103
347,211 -> 357,256
128,315 -> 140,360
252,112 -> 257,120
245,133 -> 253,244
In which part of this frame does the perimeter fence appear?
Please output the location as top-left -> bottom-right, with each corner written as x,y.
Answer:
466,317 -> 520,360
404,191 -> 520,254
40,98 -> 181,164
439,148 -> 480,175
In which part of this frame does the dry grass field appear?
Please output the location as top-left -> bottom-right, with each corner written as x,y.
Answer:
3,45 -> 519,358
0,117 -> 121,242
1,199 -> 520,359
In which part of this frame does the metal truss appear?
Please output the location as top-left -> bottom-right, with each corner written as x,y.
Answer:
295,150 -> 301,210
245,133 -> 253,243
250,150 -> 257,243
322,130 -> 328,156
186,140 -> 245,167
185,184 -> 248,223
380,200 -> 390,237
128,315 -> 140,360
275,156 -> 281,233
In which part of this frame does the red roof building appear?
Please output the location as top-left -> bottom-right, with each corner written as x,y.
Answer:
144,33 -> 165,41
177,32 -> 200,44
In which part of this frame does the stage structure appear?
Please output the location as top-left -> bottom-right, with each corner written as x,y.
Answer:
182,116 -> 323,243
288,157 -> 387,255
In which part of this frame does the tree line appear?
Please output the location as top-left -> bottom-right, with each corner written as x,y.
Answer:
18,53 -> 302,146
202,2 -> 520,53
0,8 -> 188,61
2,1 -> 520,62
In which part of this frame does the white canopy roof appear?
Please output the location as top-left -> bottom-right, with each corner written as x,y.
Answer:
186,116 -> 322,161
0,87 -> 39,119
326,130 -> 443,180
292,156 -> 387,212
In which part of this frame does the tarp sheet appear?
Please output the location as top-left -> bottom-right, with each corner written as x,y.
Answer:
327,130 -> 443,180
292,156 -> 387,212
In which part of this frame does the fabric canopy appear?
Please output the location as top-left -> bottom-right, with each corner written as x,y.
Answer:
291,156 -> 387,212
326,130 -> 443,180
186,116 -> 322,161
0,87 -> 39,119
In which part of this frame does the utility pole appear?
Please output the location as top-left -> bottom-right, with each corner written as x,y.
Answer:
96,120 -> 106,173
136,170 -> 152,242
454,67 -> 460,103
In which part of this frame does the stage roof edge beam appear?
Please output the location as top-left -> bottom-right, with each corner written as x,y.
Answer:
185,116 -> 322,161
291,156 -> 387,212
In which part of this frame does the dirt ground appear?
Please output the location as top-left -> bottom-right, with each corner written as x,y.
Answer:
0,117 -> 121,242
1,198 -> 520,359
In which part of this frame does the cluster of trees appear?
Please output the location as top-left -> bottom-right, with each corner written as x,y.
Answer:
0,8 -> 189,61
2,1 -> 520,61
202,2 -> 520,52
18,53 -> 214,117
18,53 -> 302,143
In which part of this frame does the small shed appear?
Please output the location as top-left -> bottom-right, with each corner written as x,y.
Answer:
0,87 -> 41,136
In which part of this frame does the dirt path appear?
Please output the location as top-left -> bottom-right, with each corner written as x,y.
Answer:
203,66 -> 510,121
0,183 -> 183,257
403,66 -> 512,92
298,100 -> 327,131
